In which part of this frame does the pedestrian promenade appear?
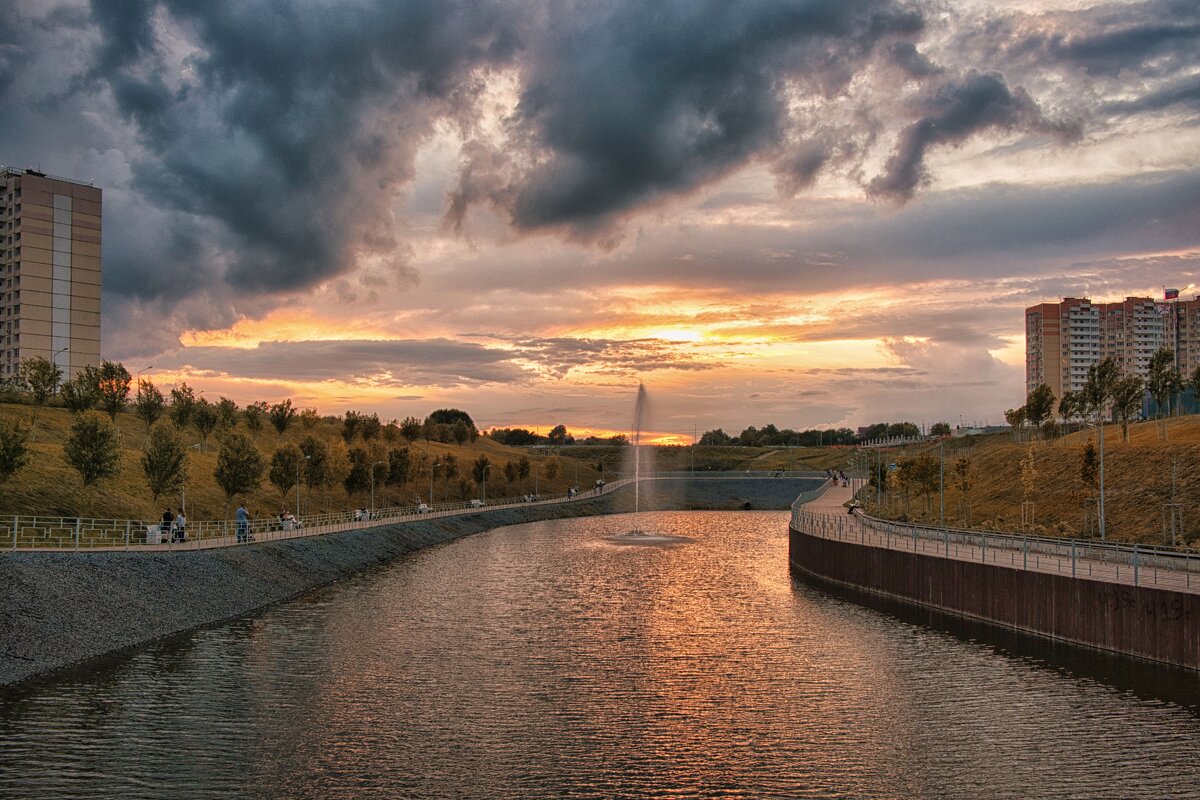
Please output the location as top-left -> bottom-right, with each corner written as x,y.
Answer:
795,481 -> 1200,595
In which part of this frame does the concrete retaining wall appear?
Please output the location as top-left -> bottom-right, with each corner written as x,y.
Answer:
1,477 -> 820,687
789,526 -> 1200,670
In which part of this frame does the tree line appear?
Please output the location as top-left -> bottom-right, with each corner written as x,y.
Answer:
0,357 -> 568,518
1008,346 -> 1200,443
699,421 -> 935,447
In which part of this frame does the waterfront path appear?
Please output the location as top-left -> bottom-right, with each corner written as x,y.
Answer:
796,481 -> 1200,595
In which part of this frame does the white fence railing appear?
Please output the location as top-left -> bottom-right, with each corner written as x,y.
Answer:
5,479 -> 633,552
792,504 -> 1200,592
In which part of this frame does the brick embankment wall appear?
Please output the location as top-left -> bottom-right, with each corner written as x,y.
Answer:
789,526 -> 1200,671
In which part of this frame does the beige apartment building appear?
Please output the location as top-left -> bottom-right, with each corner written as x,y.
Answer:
1,166 -> 101,380
1026,294 -> 1198,404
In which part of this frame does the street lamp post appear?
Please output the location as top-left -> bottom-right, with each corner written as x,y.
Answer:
430,462 -> 441,507
939,438 -> 945,529
370,460 -> 385,515
481,464 -> 490,504
1084,418 -> 1107,541
181,443 -> 202,516
136,364 -> 153,385
296,454 -> 310,520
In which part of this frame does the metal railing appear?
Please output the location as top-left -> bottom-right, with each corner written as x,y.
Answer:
791,503 -> 1200,592
5,479 -> 634,553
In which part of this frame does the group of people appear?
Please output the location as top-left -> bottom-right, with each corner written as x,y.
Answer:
825,469 -> 850,487
158,508 -> 186,543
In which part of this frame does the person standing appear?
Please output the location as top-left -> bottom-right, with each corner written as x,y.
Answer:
173,509 -> 186,542
236,504 -> 251,542
161,508 -> 174,543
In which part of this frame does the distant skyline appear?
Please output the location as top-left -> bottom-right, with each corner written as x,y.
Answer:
2,0 -> 1198,441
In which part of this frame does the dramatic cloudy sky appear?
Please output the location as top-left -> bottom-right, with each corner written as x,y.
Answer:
3,0 -> 1198,439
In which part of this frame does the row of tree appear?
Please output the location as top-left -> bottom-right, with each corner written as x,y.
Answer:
1007,347 -> 1200,443
699,421 -> 928,448
2,356 -> 495,454
487,424 -> 627,447
0,409 -> 568,517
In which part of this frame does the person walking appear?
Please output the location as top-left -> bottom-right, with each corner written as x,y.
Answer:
236,504 -> 251,543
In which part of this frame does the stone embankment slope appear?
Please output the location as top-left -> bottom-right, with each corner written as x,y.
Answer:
2,476 -> 820,687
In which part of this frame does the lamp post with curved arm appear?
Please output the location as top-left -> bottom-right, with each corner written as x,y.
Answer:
370,460 -> 385,516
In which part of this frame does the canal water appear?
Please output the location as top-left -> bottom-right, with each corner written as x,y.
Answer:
2,511 -> 1198,799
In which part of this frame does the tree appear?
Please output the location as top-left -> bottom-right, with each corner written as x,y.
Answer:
64,412 -> 121,487
1058,390 -> 1079,432
193,398 -> 219,450
141,425 -> 187,502
1080,441 -> 1099,493
0,419 -> 30,485
300,407 -> 320,430
518,455 -> 531,482
1024,384 -> 1055,434
359,413 -> 382,443
96,360 -> 132,420
298,435 -> 330,494
1003,407 -> 1026,441
1191,364 -> 1200,409
169,383 -> 198,430
699,428 -> 733,446
1147,347 -> 1183,418
953,456 -> 973,525
343,447 -> 371,499
929,421 -> 952,437
216,397 -> 240,430
543,457 -> 559,483
400,416 -> 422,442
426,408 -> 476,431
61,366 -> 101,414
269,444 -> 303,503
18,356 -> 61,410
269,399 -> 296,436
386,447 -> 411,490
1110,375 -> 1144,442
243,401 -> 268,432
472,454 -> 492,485
547,424 -> 568,446
134,379 -> 167,437
503,460 -> 518,484
342,410 -> 362,444
1082,357 -> 1119,419
214,432 -> 265,511
452,420 -> 470,447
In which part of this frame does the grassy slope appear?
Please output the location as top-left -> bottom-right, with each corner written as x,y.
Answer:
860,417 -> 1200,546
0,402 -> 605,522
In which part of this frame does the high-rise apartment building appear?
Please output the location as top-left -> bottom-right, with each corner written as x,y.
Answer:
0,166 -> 101,380
1026,294 -> 1195,403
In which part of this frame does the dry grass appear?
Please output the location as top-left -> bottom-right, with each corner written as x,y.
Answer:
863,417 -> 1200,545
0,402 -> 602,521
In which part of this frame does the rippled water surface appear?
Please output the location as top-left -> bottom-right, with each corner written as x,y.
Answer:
3,511 -> 1200,799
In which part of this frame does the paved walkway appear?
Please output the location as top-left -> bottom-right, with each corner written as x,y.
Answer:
797,481 -> 1200,595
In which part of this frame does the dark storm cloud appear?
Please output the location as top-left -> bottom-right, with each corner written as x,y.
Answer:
83,0 -> 521,297
888,41 -> 940,78
449,0 -> 925,235
1038,2 -> 1200,78
1102,75 -> 1200,116
869,71 -> 1081,201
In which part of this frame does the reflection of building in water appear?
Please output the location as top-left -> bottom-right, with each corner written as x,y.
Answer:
1025,293 -> 1200,406
1,166 -> 102,380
